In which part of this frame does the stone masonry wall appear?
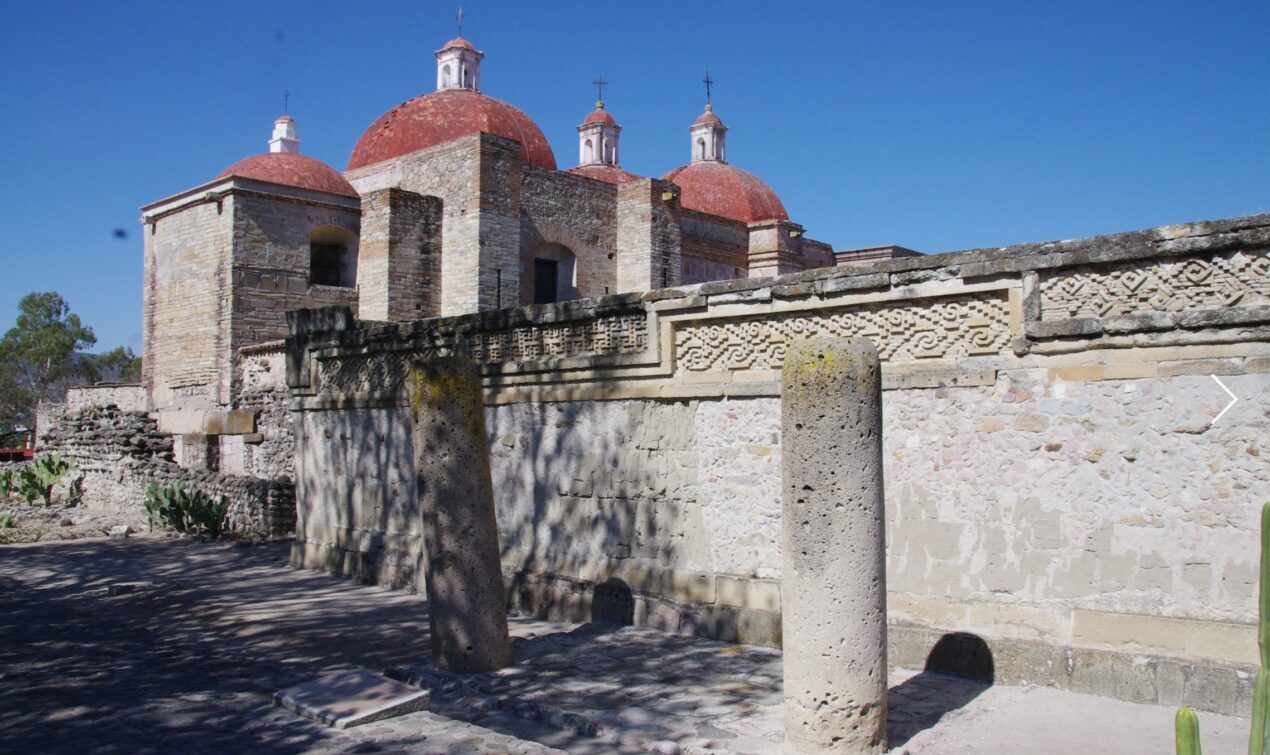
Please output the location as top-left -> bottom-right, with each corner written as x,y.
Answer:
521,167 -> 618,301
680,210 -> 749,284
39,404 -> 295,537
234,347 -> 294,480
66,384 -> 146,413
288,213 -> 1270,715
347,135 -> 482,316
230,191 -> 361,347
357,188 -> 443,320
143,196 -> 233,411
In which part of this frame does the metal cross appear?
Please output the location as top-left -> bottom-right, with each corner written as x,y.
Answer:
456,6 -> 465,35
703,70 -> 714,104
593,76 -> 608,102
284,89 -> 290,114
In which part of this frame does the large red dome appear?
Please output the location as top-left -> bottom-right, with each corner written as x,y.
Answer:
217,152 -> 357,197
347,89 -> 556,171
662,161 -> 787,224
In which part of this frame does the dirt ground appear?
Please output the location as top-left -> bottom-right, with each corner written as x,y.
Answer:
0,537 -> 1251,754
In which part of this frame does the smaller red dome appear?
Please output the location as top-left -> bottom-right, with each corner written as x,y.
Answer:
583,105 -> 616,125
662,161 -> 787,224
217,153 -> 357,198
566,164 -> 641,184
276,114 -> 294,123
693,109 -> 723,126
442,36 -> 475,50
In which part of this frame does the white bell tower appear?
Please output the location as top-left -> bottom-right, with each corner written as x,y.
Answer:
689,105 -> 727,164
435,38 -> 483,92
269,114 -> 300,154
577,101 -> 622,168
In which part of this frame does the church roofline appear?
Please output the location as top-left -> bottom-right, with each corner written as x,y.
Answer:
140,175 -> 360,220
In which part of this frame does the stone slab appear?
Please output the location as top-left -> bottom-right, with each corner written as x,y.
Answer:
273,668 -> 430,729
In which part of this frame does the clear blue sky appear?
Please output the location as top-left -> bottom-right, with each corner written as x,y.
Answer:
2,0 -> 1267,354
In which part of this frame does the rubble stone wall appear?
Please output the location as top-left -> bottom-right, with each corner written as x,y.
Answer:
37,404 -> 294,537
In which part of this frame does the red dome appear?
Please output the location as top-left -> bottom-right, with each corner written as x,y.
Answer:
583,107 -> 616,125
662,161 -> 787,223
693,109 -> 723,126
347,89 -> 557,171
566,164 -> 641,184
443,36 -> 475,50
217,152 -> 357,198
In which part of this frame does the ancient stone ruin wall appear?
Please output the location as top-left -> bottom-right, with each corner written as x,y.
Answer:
37,404 -> 295,537
229,345 -> 295,481
288,213 -> 1270,715
66,384 -> 146,413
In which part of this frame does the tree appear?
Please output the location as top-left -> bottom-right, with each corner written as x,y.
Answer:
92,346 -> 142,383
0,292 -> 97,430
0,361 -> 28,437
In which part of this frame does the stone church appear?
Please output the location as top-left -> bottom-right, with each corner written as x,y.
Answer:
138,34 -> 857,431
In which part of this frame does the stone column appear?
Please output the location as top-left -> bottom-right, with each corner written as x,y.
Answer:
408,356 -> 512,672
780,337 -> 887,753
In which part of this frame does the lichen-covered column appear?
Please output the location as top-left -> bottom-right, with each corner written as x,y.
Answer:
408,356 -> 512,672
781,338 -> 887,753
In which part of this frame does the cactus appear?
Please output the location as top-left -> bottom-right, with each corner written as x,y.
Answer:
1180,501 -> 1270,754
1176,707 -> 1202,755
1251,501 -> 1270,755
143,482 -> 231,538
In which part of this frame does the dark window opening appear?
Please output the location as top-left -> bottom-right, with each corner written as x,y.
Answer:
310,243 -> 348,287
533,258 -> 559,304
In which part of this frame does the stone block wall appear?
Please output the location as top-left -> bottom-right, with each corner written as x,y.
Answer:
679,210 -> 749,284
232,346 -> 294,480
357,188 -> 443,321
37,404 -> 295,537
347,135 -> 483,316
66,384 -> 146,413
521,167 -> 618,301
230,190 -> 361,346
143,195 -> 233,411
287,213 -> 1270,714
142,177 -> 361,421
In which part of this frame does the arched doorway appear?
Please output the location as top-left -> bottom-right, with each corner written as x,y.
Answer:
521,242 -> 578,305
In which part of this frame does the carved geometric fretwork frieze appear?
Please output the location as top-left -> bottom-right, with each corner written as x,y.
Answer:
673,294 -> 1011,373
1040,249 -> 1270,320
315,351 -> 429,396
467,313 -> 648,362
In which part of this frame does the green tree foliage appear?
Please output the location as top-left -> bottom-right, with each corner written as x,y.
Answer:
0,292 -> 97,430
92,346 -> 142,383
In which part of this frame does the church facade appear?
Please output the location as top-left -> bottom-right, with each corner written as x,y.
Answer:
139,35 -> 839,436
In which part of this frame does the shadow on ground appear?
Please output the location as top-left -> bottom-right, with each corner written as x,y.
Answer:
0,537 -> 993,754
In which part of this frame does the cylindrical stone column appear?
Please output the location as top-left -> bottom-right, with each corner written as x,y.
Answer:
409,356 -> 512,673
780,338 -> 887,753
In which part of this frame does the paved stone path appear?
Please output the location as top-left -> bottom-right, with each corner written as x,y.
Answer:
0,538 -> 1251,753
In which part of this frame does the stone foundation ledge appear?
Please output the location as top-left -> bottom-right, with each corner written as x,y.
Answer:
889,623 -> 1255,718
292,544 -> 1258,718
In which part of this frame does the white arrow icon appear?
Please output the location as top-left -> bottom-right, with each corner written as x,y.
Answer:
1210,375 -> 1239,427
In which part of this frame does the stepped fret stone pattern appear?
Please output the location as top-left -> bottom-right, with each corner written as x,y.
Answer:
674,295 -> 1011,372
467,313 -> 648,362
1041,249 -> 1270,319
316,352 -> 422,396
